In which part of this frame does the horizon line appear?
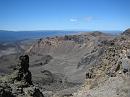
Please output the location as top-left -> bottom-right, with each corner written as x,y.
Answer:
0,29 -> 123,32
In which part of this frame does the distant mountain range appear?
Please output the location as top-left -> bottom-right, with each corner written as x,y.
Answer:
0,30 -> 121,42
0,30 -> 81,42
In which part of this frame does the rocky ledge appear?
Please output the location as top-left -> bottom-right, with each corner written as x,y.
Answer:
0,55 -> 44,97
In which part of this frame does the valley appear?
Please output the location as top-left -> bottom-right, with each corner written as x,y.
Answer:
0,29 -> 130,97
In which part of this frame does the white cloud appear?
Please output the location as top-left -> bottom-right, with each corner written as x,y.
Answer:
69,18 -> 77,22
85,16 -> 93,22
69,16 -> 93,22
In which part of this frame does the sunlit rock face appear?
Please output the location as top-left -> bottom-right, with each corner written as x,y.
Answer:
122,28 -> 130,36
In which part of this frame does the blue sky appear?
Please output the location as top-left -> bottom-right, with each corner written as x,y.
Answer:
0,0 -> 130,31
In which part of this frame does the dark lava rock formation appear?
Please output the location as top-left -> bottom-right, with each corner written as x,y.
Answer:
14,55 -> 32,85
0,55 -> 44,97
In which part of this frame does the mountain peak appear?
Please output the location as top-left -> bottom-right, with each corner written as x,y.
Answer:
122,28 -> 130,35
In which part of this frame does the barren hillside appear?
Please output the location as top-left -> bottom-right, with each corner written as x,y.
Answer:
0,29 -> 130,97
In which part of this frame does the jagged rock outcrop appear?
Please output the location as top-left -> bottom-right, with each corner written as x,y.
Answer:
13,55 -> 32,85
72,33 -> 130,97
0,55 -> 44,97
122,28 -> 130,36
77,47 -> 104,68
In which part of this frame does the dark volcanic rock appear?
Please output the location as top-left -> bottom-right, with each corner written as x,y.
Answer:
77,48 -> 104,68
14,55 -> 32,85
86,69 -> 95,79
0,84 -> 14,97
23,86 -> 44,97
0,55 -> 44,97
64,35 -> 85,44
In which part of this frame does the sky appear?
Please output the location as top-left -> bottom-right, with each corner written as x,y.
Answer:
0,0 -> 130,31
